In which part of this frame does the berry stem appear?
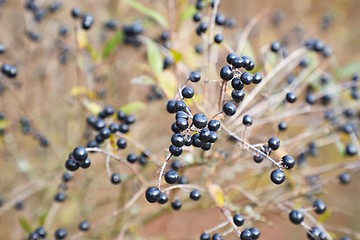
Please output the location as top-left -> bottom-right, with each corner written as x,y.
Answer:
158,153 -> 173,190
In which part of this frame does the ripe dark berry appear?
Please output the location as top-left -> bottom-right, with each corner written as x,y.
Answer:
110,173 -> 121,184
282,155 -> 295,169
166,100 -> 177,113
79,158 -> 91,169
240,229 -> 252,240
93,118 -> 106,130
201,142 -> 211,151
270,41 -> 282,53
253,72 -> 262,84
240,72 -> 253,85
171,122 -> 181,133
215,13 -> 226,25
195,1 -> 204,10
208,131 -> 218,143
253,154 -> 264,163
125,115 -> 136,125
54,192 -> 67,202
270,169 -> 285,184
231,78 -> 244,90
193,113 -> 208,129
62,172 -> 73,183
182,87 -> 195,98
127,153 -> 138,164
171,199 -> 182,210
196,22 -> 208,35
200,233 -> 211,240
190,189 -> 201,201
171,160 -> 182,170
100,106 -> 115,118
242,56 -> 255,71
171,133 -> 185,147
176,111 -> 189,120
220,65 -> 233,81
169,145 -> 183,156
199,128 -> 211,141
278,121 -> 288,131
212,233 -> 223,240
313,199 -> 326,214
242,114 -> 253,126
54,228 -> 67,240
339,172 -> 351,185
34,227 -> 47,238
307,226 -> 325,240
286,92 -> 297,103
232,90 -> 245,102
289,210 -> 304,224
157,192 -> 168,204
249,227 -> 260,239
233,213 -> 245,226
268,137 -> 280,150
189,71 -> 201,82
306,93 -> 316,105
223,102 -> 236,116
178,175 -> 189,184
116,138 -> 127,149
226,53 -> 237,64
71,7 -> 81,18
175,118 -> 188,131
65,159 -> 79,172
193,12 -> 201,22
231,57 -> 244,68
165,170 -> 179,184
175,101 -> 187,111
78,220 -> 90,231
1,64 -> 17,78
81,14 -> 94,30
208,119 -> 220,131
184,135 -> 192,146
109,123 -> 119,133
345,143 -> 357,156
145,187 -> 161,203
214,34 -> 224,44
99,127 -> 111,139
72,146 -> 88,162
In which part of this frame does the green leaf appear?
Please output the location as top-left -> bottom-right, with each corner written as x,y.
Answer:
38,213 -> 47,226
158,71 -> 178,99
102,30 -> 124,59
318,209 -> 332,223
146,40 -> 163,76
170,49 -> 183,63
19,216 -> 33,233
126,0 -> 168,28
180,5 -> 196,21
336,60 -> 360,78
120,101 -> 146,115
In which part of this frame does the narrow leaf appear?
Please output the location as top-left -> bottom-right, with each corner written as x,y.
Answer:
207,183 -> 225,207
130,75 -> 155,85
19,216 -> 33,233
120,101 -> 146,115
126,0 -> 168,28
158,71 -> 178,99
336,60 -> 360,78
102,30 -> 124,59
146,40 -> 163,76
38,213 -> 47,226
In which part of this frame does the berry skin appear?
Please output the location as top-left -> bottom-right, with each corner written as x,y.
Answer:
253,154 -> 264,163
193,113 -> 208,128
166,100 -> 177,113
175,101 -> 187,111
62,172 -> 73,183
252,72 -> 262,84
268,137 -> 280,150
242,56 -> 255,71
1,64 -> 17,78
212,233 -> 223,240
78,220 -> 90,231
231,78 -> 244,90
190,189 -> 201,201
232,90 -> 245,102
171,133 -> 185,147
192,133 -> 204,148
270,169 -> 285,184
226,53 -> 238,64
215,13 -> 226,25
99,128 -> 111,139
214,34 -> 224,44
182,87 -> 195,98
54,192 -> 67,202
249,227 -> 260,239
109,123 -> 119,133
223,102 -> 237,116
34,227 -> 47,238
242,114 -> 253,126
282,155 -> 295,169
200,233 -> 211,240
127,153 -> 138,164
65,159 -> 79,171
176,118 -> 188,131
116,138 -> 127,149
231,57 -> 244,68
171,199 -> 182,210
145,187 -> 161,203
81,14 -> 94,30
79,158 -> 91,169
286,92 -> 297,103
165,170 -> 179,184
208,120 -> 220,131
240,72 -> 253,85
104,20 -> 119,30
189,71 -> 201,82
345,143 -> 357,156
313,199 -> 327,214
176,111 -> 189,120
240,229 -> 252,240
72,146 -> 88,162
54,229 -> 67,240
193,12 -> 201,22
171,122 -> 181,133
278,121 -> 288,131
178,175 -> 189,184
125,115 -> 136,125
169,145 -> 183,156
157,192 -> 168,204
220,65 -> 233,81
339,172 -> 351,185
208,131 -> 218,143
233,214 -> 245,226
201,142 -> 212,151
71,7 -> 81,18
110,173 -> 121,184
199,129 -> 211,141
289,210 -> 304,224
270,41 -> 282,53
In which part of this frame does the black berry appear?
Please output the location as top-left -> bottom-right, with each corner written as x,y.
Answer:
145,187 -> 161,203
270,169 -> 285,184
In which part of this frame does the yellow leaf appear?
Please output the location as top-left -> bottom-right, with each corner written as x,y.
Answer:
82,99 -> 102,115
318,209 -> 332,223
121,101 -> 146,115
70,86 -> 88,96
170,49 -> 183,63
158,71 -> 178,99
76,29 -> 88,49
207,183 -> 225,207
